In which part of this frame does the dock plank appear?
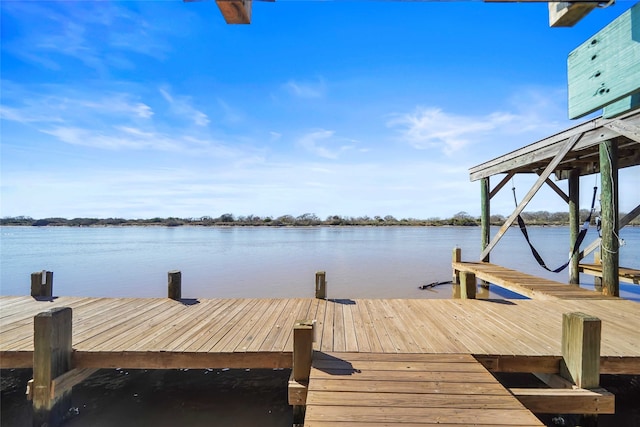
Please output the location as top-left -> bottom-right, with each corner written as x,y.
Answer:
304,353 -> 544,426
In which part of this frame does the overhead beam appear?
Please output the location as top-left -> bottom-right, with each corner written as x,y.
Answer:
479,133 -> 583,261
489,172 -> 515,199
548,2 -> 598,27
603,119 -> 640,143
216,0 -> 252,24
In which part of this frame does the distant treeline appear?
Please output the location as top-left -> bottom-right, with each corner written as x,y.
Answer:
3,211 -> 637,227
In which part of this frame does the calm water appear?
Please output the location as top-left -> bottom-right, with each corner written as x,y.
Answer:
1,225 -> 638,300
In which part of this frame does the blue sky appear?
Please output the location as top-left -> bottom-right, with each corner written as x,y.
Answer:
1,1 -> 638,220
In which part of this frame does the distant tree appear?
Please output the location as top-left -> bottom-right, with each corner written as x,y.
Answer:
218,213 -> 235,223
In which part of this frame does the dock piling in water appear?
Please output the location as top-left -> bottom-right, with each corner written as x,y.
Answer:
168,270 -> 182,300
460,271 -> 476,299
452,247 -> 461,284
30,271 -> 53,298
315,271 -> 326,299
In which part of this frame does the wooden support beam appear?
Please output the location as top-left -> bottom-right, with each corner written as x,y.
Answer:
480,178 -> 490,265
543,176 -> 569,203
460,271 -> 476,300
168,270 -> 182,300
215,0 -> 252,24
548,2 -> 597,28
561,312 -> 601,389
292,320 -> 314,383
31,271 -> 53,298
480,133 -> 584,261
288,373 -> 308,406
600,140 -> 619,296
28,368 -> 99,401
452,247 -> 461,284
33,307 -> 73,427
488,172 -> 514,199
533,372 -> 575,389
510,387 -> 614,414
291,320 -> 314,424
315,271 -> 326,299
603,119 -> 640,143
569,169 -> 580,284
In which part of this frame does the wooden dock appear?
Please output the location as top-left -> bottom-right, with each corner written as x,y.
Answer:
304,352 -> 545,426
579,263 -> 640,285
2,296 -> 639,372
452,261 -> 618,300
2,294 -> 638,425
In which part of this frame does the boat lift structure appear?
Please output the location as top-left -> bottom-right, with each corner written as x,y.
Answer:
469,109 -> 640,296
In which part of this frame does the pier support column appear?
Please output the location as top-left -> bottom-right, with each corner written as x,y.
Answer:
460,271 -> 476,299
290,320 -> 315,425
31,271 -> 53,298
315,271 -> 326,299
480,177 -> 490,288
599,140 -> 619,296
33,307 -> 72,427
561,312 -> 602,427
452,248 -> 461,284
568,169 -> 580,285
168,270 -> 182,300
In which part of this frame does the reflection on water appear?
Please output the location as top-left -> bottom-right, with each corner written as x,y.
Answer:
0,226 -> 638,301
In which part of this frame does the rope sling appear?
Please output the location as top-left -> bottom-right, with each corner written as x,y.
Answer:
512,184 -> 598,273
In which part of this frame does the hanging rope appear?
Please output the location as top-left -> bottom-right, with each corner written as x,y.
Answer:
512,184 -> 598,273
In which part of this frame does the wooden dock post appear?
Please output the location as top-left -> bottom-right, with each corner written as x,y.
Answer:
460,271 -> 476,299
168,270 -> 182,300
561,312 -> 602,426
32,307 -> 72,427
291,320 -> 314,424
599,140 -> 619,297
30,271 -> 53,298
480,178 -> 490,288
561,312 -> 601,389
452,247 -> 461,284
568,169 -> 580,285
315,271 -> 326,299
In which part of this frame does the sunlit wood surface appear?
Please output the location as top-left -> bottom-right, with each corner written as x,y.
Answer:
304,352 -> 545,426
1,296 -> 639,373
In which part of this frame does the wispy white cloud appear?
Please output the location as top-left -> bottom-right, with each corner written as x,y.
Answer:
387,88 -> 573,156
1,1 -> 185,73
297,129 -> 358,159
0,82 -> 254,158
387,107 -> 517,154
159,87 -> 210,127
284,78 -> 326,99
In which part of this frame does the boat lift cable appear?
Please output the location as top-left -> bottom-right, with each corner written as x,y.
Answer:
512,183 -> 598,273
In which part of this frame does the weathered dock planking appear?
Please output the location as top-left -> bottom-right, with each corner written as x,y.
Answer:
579,263 -> 640,285
2,296 -> 639,373
452,261 -> 619,300
304,352 -> 545,426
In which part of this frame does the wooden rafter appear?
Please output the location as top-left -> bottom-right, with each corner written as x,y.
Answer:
479,133 -> 584,261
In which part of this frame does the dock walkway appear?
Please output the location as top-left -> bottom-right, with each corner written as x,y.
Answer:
579,263 -> 640,285
452,261 -> 618,300
2,296 -> 639,372
1,295 -> 638,425
304,352 -> 544,426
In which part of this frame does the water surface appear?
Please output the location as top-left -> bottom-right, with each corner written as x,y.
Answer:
1,225 -> 638,300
